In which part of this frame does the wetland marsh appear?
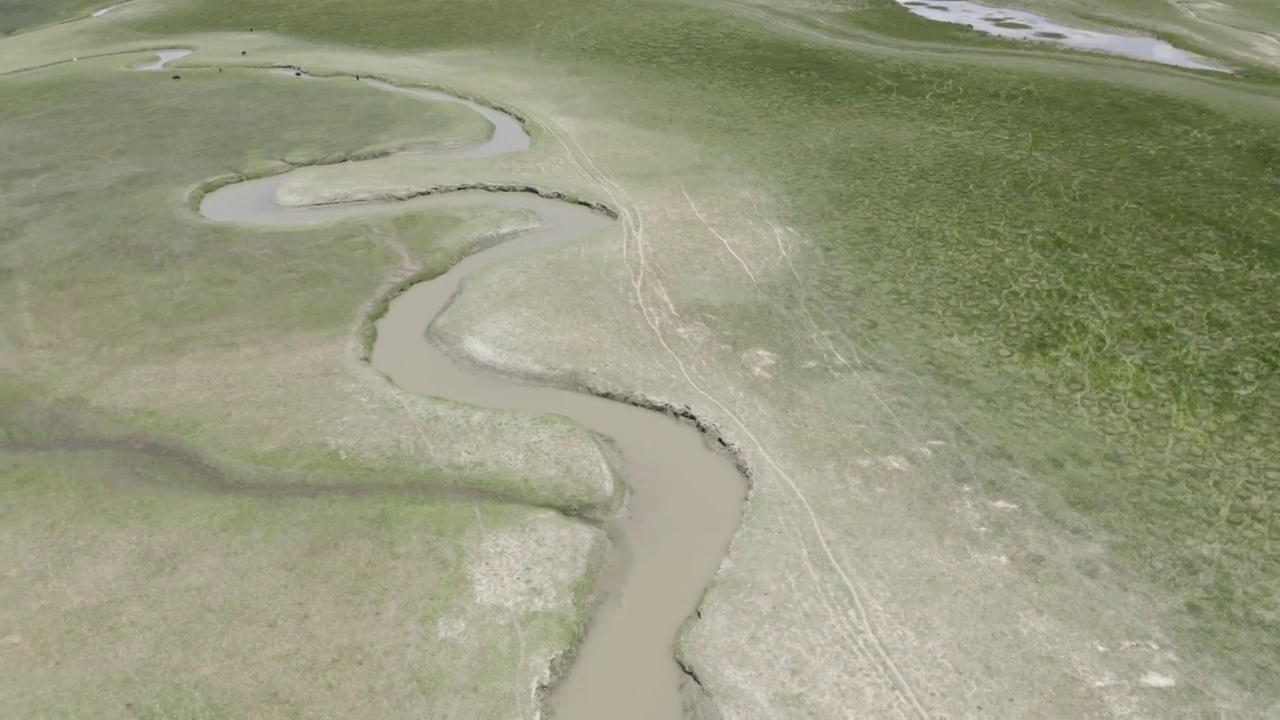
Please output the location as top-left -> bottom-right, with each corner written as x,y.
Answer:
4,0 -> 1280,717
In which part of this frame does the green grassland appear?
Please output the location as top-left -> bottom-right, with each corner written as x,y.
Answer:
1,57 -> 618,516
2,0 -> 1279,713
2,449 -> 597,719
137,0 -> 1280,691
0,0 -> 109,35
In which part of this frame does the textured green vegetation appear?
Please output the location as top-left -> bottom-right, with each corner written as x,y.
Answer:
139,0 -> 1280,688
0,0 -> 106,35
2,449 -> 588,720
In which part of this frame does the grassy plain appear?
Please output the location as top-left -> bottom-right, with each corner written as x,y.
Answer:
0,0 -> 110,35
3,0 -> 1280,715
2,449 -> 599,719
140,0 -> 1280,698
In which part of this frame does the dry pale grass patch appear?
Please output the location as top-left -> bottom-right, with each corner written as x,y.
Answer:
2,451 -> 604,719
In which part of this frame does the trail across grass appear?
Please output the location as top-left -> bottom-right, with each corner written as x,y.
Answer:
140,0 -> 1280,689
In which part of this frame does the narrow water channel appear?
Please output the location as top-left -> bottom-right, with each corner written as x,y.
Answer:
188,57 -> 746,720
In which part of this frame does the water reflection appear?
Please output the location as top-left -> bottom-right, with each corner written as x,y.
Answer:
895,0 -> 1228,71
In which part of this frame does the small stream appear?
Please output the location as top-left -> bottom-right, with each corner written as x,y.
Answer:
168,54 -> 746,719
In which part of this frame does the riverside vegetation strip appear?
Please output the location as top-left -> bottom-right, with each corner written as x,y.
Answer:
4,0 -> 1280,716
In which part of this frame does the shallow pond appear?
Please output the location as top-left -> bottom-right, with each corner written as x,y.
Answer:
895,0 -> 1228,71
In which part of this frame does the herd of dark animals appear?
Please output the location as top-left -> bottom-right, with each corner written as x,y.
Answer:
169,31 -> 363,82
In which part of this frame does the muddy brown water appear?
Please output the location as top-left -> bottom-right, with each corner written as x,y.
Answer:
188,57 -> 746,719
